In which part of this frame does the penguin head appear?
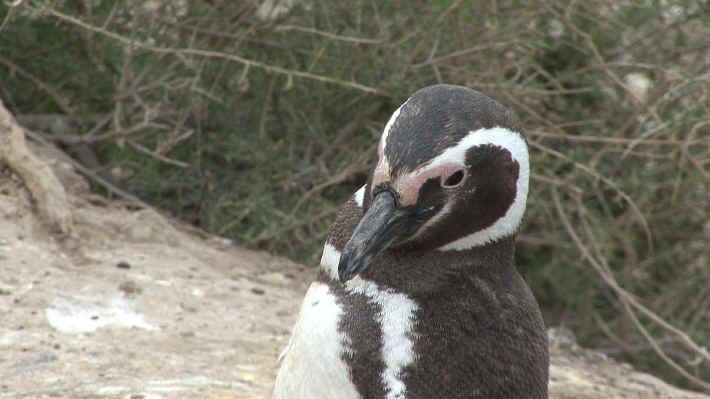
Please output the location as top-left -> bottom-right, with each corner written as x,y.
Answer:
338,85 -> 529,282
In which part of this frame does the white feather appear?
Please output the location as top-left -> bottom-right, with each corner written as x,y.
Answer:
377,100 -> 408,178
272,282 -> 360,399
313,181 -> 419,399
320,242 -> 341,281
318,242 -> 420,399
381,101 -> 406,156
353,185 -> 366,208
345,278 -> 418,399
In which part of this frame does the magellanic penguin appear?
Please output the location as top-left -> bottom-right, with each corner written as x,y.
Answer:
272,84 -> 549,399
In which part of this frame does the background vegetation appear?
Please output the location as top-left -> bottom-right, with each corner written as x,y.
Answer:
1,0 -> 709,391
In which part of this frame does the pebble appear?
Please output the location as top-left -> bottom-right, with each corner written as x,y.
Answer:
116,261 -> 131,269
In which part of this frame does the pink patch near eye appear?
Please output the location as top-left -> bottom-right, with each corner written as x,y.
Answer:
394,162 -> 466,205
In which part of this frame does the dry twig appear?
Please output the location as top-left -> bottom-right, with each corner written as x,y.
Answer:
45,8 -> 388,97
552,188 -> 710,390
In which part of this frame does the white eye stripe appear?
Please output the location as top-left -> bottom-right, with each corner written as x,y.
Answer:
380,99 -> 408,156
429,126 -> 530,251
420,126 -> 528,173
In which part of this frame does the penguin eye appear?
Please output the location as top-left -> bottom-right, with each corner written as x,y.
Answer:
442,169 -> 466,188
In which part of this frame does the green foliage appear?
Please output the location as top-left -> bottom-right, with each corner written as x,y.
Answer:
1,0 -> 709,391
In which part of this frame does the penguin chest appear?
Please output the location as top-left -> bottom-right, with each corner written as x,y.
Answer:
273,276 -> 421,399
272,282 -> 360,399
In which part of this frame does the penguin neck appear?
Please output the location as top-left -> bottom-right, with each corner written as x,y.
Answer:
337,235 -> 519,297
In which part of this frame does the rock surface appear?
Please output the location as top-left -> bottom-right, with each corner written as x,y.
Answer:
1,143 -> 709,399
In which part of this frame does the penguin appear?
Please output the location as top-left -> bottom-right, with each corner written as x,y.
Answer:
272,84 -> 549,399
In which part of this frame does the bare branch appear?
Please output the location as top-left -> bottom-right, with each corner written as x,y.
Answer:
45,8 -> 388,97
275,25 -> 385,44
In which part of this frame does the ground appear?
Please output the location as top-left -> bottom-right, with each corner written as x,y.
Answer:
0,141 -> 708,399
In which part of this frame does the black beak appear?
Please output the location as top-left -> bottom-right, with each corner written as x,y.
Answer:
338,190 -> 409,282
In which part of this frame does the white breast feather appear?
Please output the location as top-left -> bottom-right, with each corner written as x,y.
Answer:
321,238 -> 419,399
345,278 -> 418,399
272,282 -> 360,399
277,186 -> 419,398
